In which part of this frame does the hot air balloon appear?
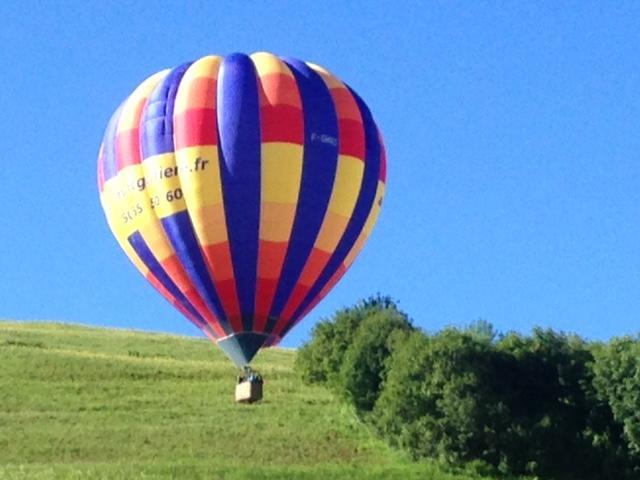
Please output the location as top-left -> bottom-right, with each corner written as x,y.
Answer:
97,52 -> 386,397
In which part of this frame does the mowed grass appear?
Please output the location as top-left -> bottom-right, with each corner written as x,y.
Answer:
0,321 -> 491,479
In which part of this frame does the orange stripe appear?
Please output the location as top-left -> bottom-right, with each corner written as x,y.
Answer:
258,73 -> 301,107
201,243 -> 243,332
254,241 -> 288,331
298,248 -> 332,286
330,88 -> 361,120
275,283 -> 311,333
294,264 -> 348,331
181,76 -> 217,109
160,256 -> 225,336
202,243 -> 235,280
277,248 -> 331,325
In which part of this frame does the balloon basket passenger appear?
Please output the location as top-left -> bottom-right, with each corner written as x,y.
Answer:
235,367 -> 263,403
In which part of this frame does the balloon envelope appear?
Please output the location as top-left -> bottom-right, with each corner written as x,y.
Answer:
97,52 -> 386,367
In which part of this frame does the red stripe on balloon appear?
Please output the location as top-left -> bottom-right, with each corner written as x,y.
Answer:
284,263 -> 348,338
174,108 -> 218,149
200,243 -> 243,332
254,277 -> 279,331
160,255 -> 226,336
115,128 -> 142,169
146,271 -> 222,338
260,104 -> 304,143
254,240 -> 289,332
378,130 -> 387,182
338,119 -> 366,159
277,282 -> 311,328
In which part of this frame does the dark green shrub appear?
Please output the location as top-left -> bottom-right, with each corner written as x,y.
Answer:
492,329 -> 634,479
295,295 -> 405,389
338,308 -> 413,412
372,328 -> 502,465
592,336 -> 640,455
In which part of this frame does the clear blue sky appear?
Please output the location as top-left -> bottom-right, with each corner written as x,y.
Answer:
1,1 -> 638,347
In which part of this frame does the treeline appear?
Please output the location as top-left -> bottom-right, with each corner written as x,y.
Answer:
295,296 -> 640,480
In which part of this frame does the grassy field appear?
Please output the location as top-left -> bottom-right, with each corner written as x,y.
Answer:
0,321 -> 499,479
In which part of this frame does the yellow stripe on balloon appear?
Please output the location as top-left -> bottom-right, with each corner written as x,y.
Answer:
187,204 -> 229,246
306,62 -> 343,89
326,155 -> 364,218
343,181 -> 385,268
101,176 -> 136,238
137,221 -> 174,261
111,71 -> 182,268
117,164 -> 154,231
362,181 -> 385,237
175,145 -> 229,247
118,70 -> 170,131
174,56 -> 222,114
260,143 -> 303,204
100,179 -> 150,276
314,211 -> 350,252
309,154 -> 364,254
175,145 -> 223,209
142,153 -> 187,218
251,52 -> 295,77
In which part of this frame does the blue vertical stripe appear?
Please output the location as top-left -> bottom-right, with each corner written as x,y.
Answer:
217,53 -> 262,332
159,212 -> 232,335
265,58 -> 339,333
281,88 -> 381,336
141,62 -> 192,157
140,64 -> 233,335
127,231 -> 210,332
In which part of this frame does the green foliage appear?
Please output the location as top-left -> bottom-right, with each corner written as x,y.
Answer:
373,329 -> 502,466
296,297 -> 640,480
492,329 -> 636,479
592,336 -> 640,455
0,320 -> 494,480
338,307 -> 413,412
295,294 -> 404,388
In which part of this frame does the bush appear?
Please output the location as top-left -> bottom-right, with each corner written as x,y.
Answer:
373,328 -> 502,465
296,297 -> 640,479
492,329 -> 634,479
338,307 -> 413,412
592,336 -> 640,455
295,295 -> 406,389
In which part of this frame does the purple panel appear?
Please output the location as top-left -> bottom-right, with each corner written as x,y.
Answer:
264,57 -> 339,334
128,231 -> 209,331
282,88 -> 382,336
160,211 -> 233,335
140,62 -> 192,158
217,53 -> 262,332
140,64 -> 234,335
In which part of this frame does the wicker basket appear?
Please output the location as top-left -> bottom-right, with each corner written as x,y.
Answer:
235,378 -> 263,403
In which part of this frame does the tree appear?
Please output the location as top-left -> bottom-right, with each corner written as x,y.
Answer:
372,328 -> 503,465
295,295 -> 407,390
592,336 -> 640,456
338,307 -> 413,412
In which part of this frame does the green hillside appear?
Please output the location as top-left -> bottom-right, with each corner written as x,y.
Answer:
0,321 -> 490,480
